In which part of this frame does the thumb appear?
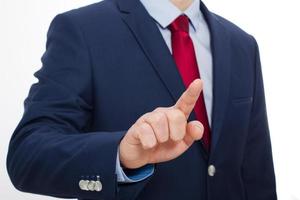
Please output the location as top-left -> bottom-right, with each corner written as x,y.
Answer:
183,121 -> 204,146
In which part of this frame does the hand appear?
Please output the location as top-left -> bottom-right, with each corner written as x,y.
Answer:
119,79 -> 204,169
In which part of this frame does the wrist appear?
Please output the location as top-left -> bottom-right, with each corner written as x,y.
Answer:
119,138 -> 146,169
119,139 -> 133,169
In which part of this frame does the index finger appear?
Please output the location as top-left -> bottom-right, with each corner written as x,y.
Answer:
174,79 -> 203,119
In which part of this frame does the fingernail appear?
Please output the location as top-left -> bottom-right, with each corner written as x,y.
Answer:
194,122 -> 204,132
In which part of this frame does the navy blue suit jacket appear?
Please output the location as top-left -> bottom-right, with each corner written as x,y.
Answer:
7,0 -> 277,199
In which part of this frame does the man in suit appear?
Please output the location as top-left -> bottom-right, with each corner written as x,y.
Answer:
7,0 -> 277,199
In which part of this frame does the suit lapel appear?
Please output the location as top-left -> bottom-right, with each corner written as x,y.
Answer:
116,0 -> 232,154
116,0 -> 189,107
201,3 -> 232,154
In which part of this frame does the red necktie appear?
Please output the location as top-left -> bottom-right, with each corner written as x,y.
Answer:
169,15 -> 211,151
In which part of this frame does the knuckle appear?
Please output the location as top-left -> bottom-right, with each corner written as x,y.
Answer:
130,123 -> 139,134
129,123 -> 141,136
144,137 -> 157,149
149,140 -> 158,148
152,114 -> 169,142
142,141 -> 152,149
159,136 -> 168,143
170,133 -> 182,142
135,123 -> 149,140
134,125 -> 144,139
154,107 -> 165,112
137,113 -> 150,124
156,132 -> 168,143
153,112 -> 167,124
171,108 -> 186,122
139,122 -> 151,132
141,112 -> 152,120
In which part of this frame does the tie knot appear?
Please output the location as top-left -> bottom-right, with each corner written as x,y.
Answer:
168,15 -> 189,33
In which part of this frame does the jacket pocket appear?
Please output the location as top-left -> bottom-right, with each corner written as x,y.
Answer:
231,97 -> 253,105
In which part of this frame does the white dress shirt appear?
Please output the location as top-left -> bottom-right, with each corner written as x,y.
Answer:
141,0 -> 213,125
116,0 -> 213,182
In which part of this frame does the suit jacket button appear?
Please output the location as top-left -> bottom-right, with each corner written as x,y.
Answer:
94,181 -> 102,192
88,180 -> 96,191
79,180 -> 89,191
208,165 -> 216,177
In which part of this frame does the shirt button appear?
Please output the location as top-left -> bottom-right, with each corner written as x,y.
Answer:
208,165 -> 216,177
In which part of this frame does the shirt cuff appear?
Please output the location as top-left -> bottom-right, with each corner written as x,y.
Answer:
115,147 -> 154,183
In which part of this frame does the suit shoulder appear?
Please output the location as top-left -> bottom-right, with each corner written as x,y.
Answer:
212,13 -> 256,45
54,0 -> 119,26
211,13 -> 258,56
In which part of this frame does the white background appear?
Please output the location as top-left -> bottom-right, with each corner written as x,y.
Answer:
0,0 -> 299,199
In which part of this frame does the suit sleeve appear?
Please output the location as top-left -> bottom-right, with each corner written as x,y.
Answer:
6,13 -> 151,200
241,38 -> 277,200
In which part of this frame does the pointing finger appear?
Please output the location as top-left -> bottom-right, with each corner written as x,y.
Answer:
174,79 -> 203,119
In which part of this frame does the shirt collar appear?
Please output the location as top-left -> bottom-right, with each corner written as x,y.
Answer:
140,0 -> 202,31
